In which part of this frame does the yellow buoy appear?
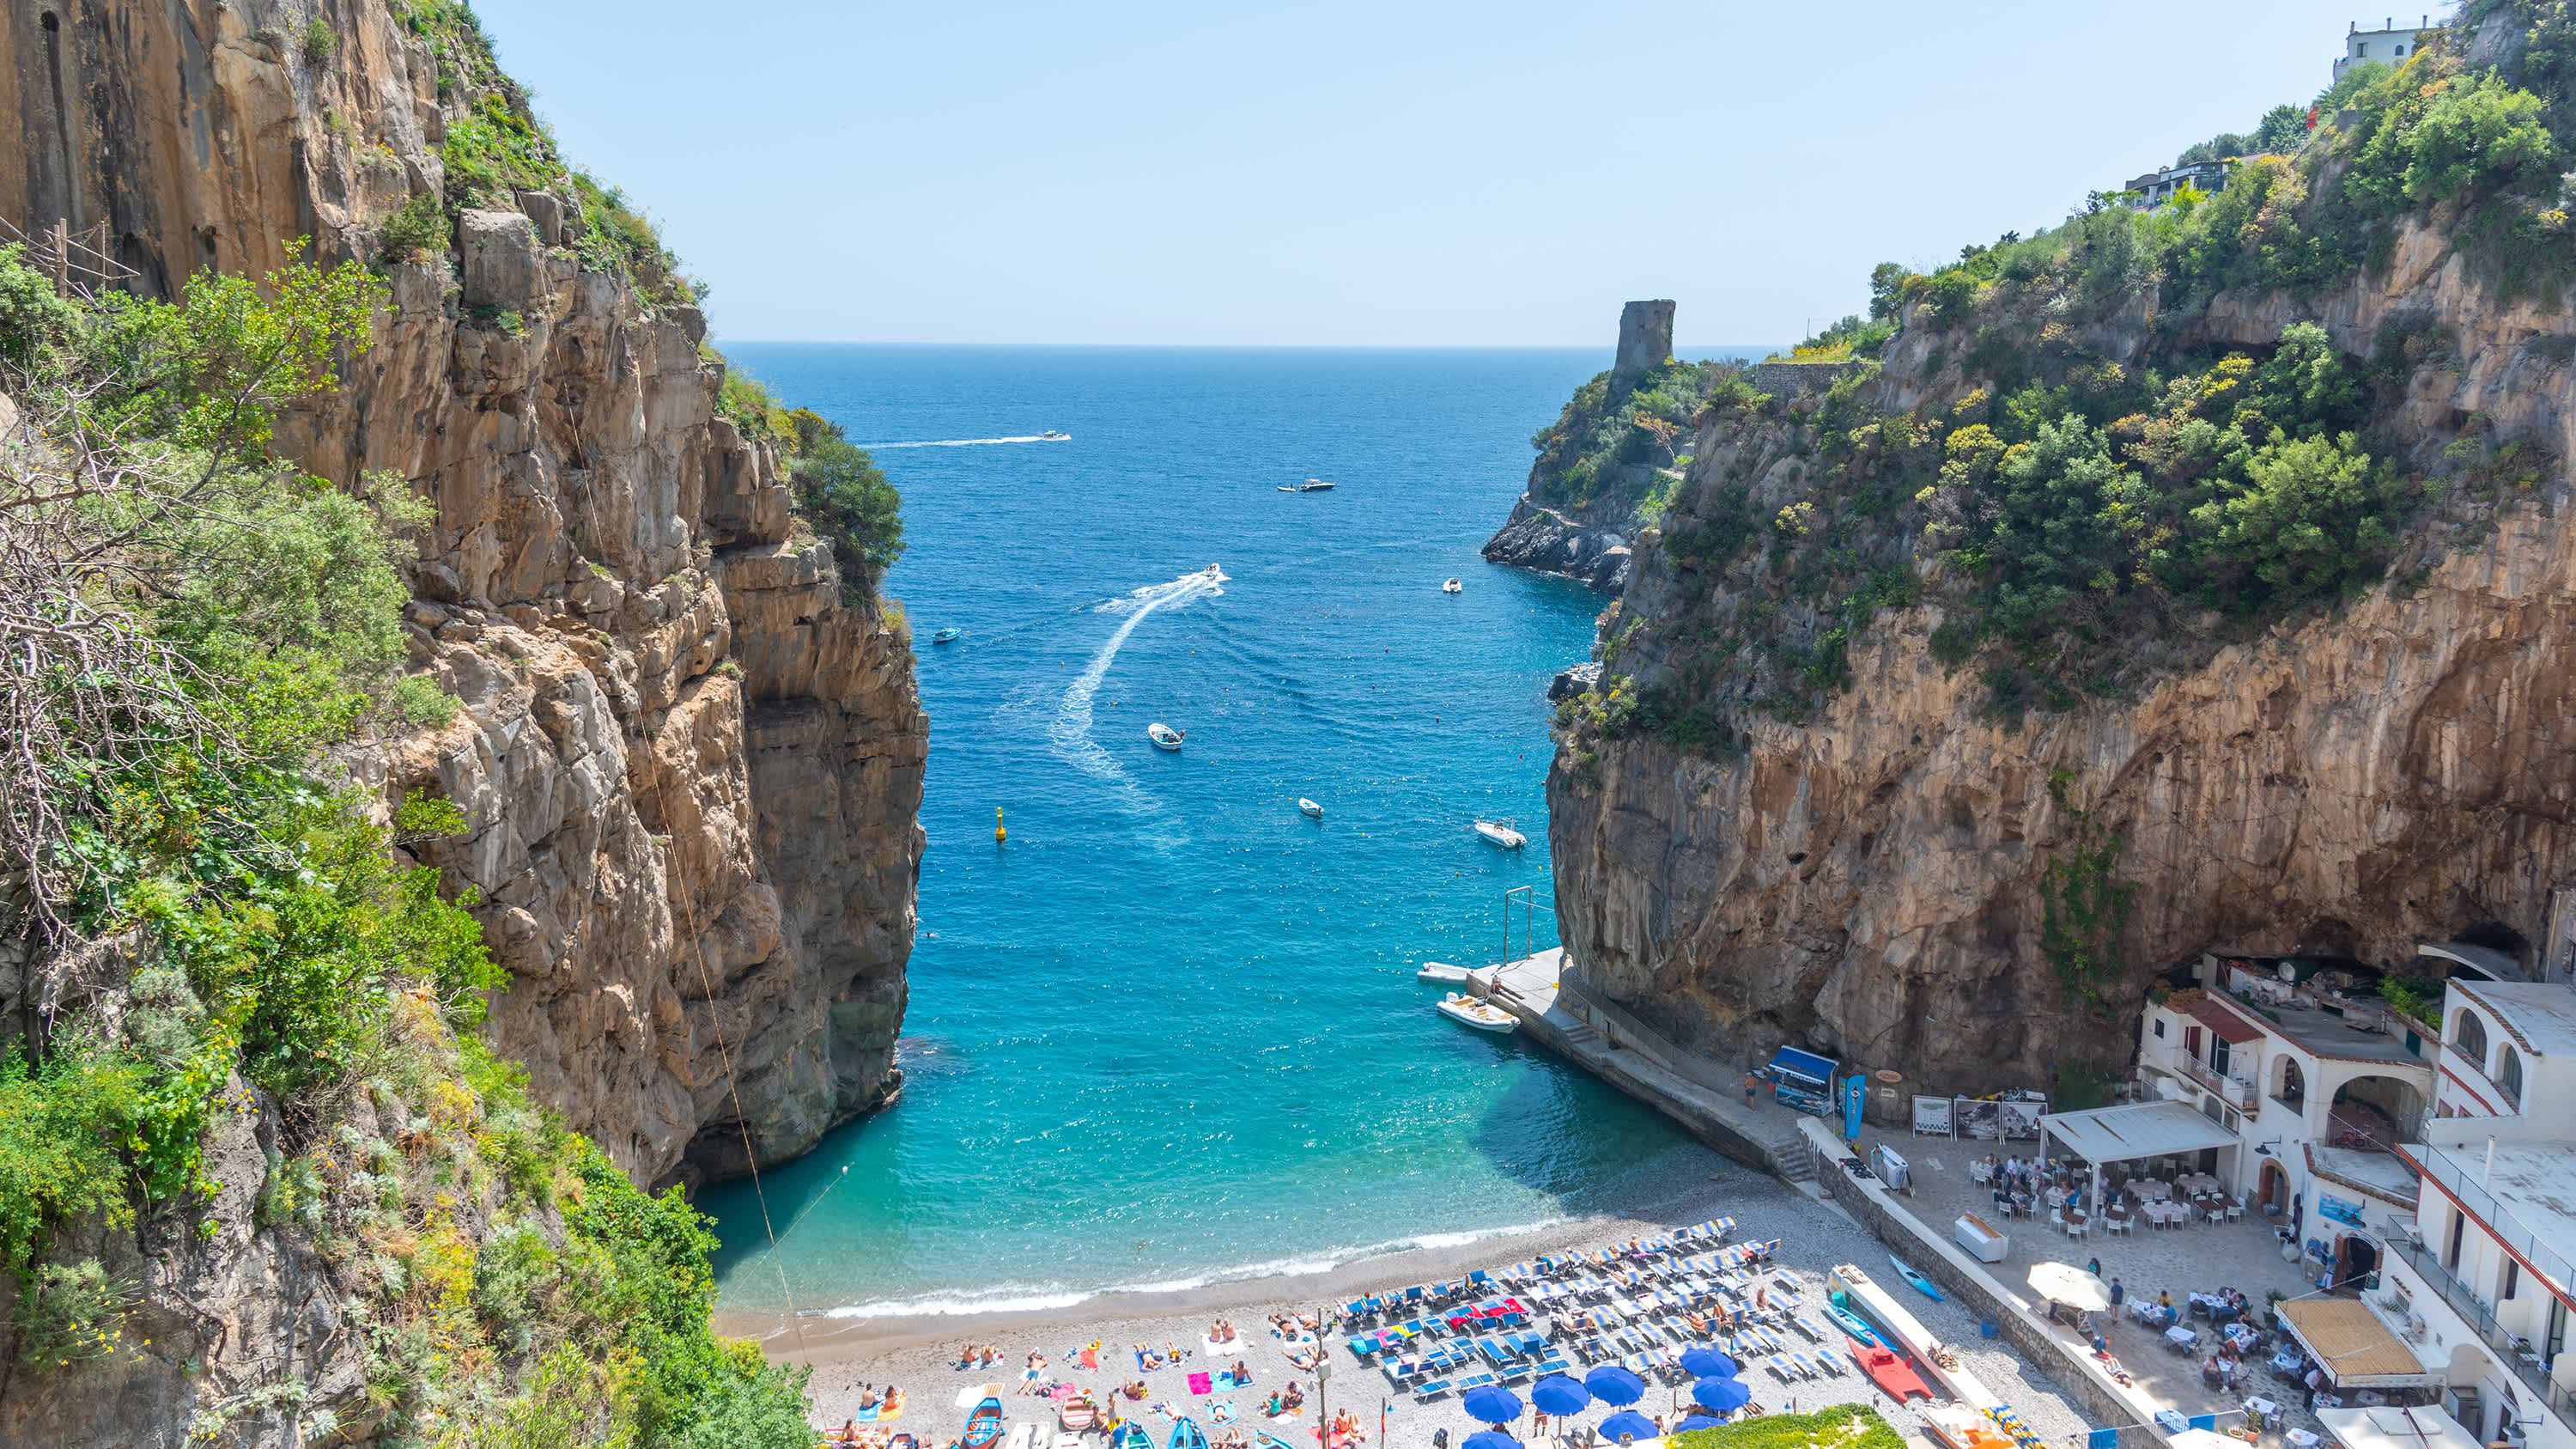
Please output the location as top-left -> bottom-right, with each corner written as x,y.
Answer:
994,806 -> 1006,844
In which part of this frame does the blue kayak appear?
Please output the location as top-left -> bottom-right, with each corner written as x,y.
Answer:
1890,1254 -> 1947,1300
1824,1300 -> 1882,1347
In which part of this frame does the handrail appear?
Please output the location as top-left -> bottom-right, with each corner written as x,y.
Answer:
2383,1234 -> 2575,1432
2409,1144 -> 2574,1300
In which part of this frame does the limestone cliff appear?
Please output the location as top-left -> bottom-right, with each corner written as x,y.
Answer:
1546,51 -> 2576,1093
0,0 -> 926,1187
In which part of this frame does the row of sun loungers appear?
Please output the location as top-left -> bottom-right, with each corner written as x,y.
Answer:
1321,1220 -> 1860,1406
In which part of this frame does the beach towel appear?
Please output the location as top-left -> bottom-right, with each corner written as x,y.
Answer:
1188,1372 -> 1214,1396
1212,1401 -> 1238,1425
1084,1348 -> 1100,1372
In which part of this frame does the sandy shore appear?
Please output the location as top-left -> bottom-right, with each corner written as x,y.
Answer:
724,1157 -> 2103,1448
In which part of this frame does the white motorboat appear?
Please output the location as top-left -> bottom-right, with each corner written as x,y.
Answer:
1435,992 -> 1517,1034
1473,819 -> 1527,849
1147,722 -> 1185,751
1417,961 -> 1473,984
1297,797 -> 1324,819
1276,478 -> 1337,493
1038,429 -> 1070,441
1442,577 -> 1462,594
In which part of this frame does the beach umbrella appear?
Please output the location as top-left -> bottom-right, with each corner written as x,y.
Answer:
1463,1434 -> 1522,1449
1529,1374 -> 1593,1416
1691,1377 -> 1753,1413
1677,1348 -> 1739,1379
1598,1409 -> 1660,1443
1461,1385 -> 1524,1426
2027,1261 -> 2111,1312
1583,1364 -> 1646,1406
1675,1416 -> 1727,1434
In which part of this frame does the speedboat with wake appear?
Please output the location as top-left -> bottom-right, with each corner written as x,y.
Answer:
1473,819 -> 1526,849
932,627 -> 964,644
1435,991 -> 1516,1033
1038,429 -> 1070,441
1147,722 -> 1185,752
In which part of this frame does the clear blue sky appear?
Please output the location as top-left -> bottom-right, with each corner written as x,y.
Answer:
470,0 -> 2402,346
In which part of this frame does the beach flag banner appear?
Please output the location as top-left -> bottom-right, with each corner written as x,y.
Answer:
1842,1075 -> 1866,1141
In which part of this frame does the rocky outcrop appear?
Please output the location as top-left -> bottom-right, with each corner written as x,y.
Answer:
1551,217 -> 2576,1094
1483,495 -> 1636,589
0,0 -> 925,1188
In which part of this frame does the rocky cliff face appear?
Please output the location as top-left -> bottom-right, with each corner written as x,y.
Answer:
0,0 -> 926,1189
1549,217 -> 2576,1093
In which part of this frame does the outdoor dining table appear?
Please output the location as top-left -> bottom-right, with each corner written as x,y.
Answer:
2134,1180 -> 2172,1202
2223,1324 -> 2260,1352
2243,1397 -> 2281,1422
2166,1326 -> 2200,1352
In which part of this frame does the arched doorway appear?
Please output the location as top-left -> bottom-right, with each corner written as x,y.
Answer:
2330,1074 -> 2426,1148
2258,1160 -> 2291,1221
2273,1057 -> 2306,1111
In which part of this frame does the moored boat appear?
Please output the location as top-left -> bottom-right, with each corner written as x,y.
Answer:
1435,992 -> 1516,1033
1473,819 -> 1526,849
1168,1418 -> 1212,1449
1147,722 -> 1185,751
1442,577 -> 1462,594
1298,797 -> 1323,819
963,1397 -> 1006,1449
1060,1397 -> 1099,1433
1276,478 -> 1336,492
1890,1254 -> 1945,1300
1847,1336 -> 1933,1403
1417,962 -> 1473,984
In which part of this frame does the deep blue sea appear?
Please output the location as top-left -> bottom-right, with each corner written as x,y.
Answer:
697,345 -> 1738,1319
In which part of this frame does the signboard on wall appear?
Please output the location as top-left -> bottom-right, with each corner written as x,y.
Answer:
2001,1099 -> 2048,1141
2318,1194 -> 2366,1229
1912,1096 -> 1954,1136
1956,1099 -> 2002,1141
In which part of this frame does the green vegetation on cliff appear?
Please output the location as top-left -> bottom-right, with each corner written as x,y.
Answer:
1528,360 -> 1725,514
1562,8 -> 2569,755
0,244 -> 808,1443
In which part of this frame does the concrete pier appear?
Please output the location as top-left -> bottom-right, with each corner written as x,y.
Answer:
1475,949 -> 1815,1184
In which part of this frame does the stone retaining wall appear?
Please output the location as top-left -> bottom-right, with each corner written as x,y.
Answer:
1800,1118 -> 2184,1442
1752,360 -> 1865,400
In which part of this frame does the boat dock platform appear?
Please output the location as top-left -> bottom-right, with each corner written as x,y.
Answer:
1473,949 -> 1814,1186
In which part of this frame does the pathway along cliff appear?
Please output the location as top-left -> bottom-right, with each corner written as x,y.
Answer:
1508,4 -> 2576,1100
0,3 -> 920,1444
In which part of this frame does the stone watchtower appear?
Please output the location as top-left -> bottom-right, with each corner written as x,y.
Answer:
1613,299 -> 1676,382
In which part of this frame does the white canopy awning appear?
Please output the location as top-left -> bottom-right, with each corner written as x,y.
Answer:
2317,1406 -> 2482,1449
2038,1100 -> 2240,1166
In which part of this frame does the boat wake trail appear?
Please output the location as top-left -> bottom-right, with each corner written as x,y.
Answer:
1048,567 -> 1226,795
857,435 -> 1070,449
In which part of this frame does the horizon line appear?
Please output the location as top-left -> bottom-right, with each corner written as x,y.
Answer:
714,338 -> 1789,352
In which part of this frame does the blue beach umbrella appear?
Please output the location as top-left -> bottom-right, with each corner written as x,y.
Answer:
1584,1365 -> 1646,1406
1464,1434 -> 1522,1449
1529,1374 -> 1593,1416
1598,1409 -> 1661,1443
1461,1385 -> 1524,1426
1677,1348 -> 1739,1379
1691,1377 -> 1753,1413
1675,1416 -> 1727,1434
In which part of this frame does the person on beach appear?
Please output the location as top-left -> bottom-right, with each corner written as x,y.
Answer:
2087,1256 -> 2101,1277
1744,1072 -> 1759,1106
1020,1351 -> 1046,1393
2108,1278 -> 2125,1309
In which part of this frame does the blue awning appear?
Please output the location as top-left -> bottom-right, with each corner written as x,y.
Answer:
1769,1046 -> 1838,1085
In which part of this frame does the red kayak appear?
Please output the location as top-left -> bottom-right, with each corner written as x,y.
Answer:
1850,1336 -> 1934,1403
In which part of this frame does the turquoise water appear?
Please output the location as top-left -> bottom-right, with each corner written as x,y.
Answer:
699,345 -> 1716,1318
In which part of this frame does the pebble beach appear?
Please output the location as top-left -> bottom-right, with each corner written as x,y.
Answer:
722,1168 -> 2100,1448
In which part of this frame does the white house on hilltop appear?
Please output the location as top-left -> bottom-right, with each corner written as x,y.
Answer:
2338,15 -> 2436,81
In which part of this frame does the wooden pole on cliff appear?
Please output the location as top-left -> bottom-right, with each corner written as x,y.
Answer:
46,220 -> 69,292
